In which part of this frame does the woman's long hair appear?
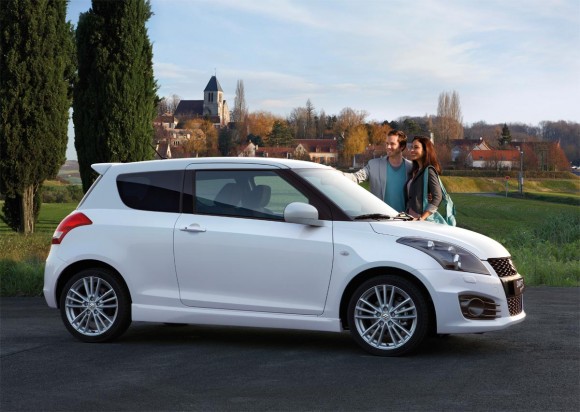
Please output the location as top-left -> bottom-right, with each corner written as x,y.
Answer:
412,136 -> 442,175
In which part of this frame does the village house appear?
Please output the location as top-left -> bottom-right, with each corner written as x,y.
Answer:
467,149 -> 521,170
449,138 -> 568,171
239,139 -> 339,165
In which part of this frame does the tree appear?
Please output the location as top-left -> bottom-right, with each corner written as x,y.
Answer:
342,125 -> 368,163
288,99 -> 318,139
247,134 -> 264,147
304,99 -> 316,138
434,141 -> 452,168
182,118 -> 218,157
0,0 -> 74,233
247,110 -> 281,144
156,94 -> 180,115
288,106 -> 308,139
498,123 -> 512,147
315,109 -> 328,138
433,90 -> 463,142
334,107 -> 368,136
218,127 -> 234,156
401,118 -> 422,136
74,0 -> 157,192
367,122 -> 392,146
233,79 -> 248,144
333,108 -> 368,160
540,120 -> 580,165
267,121 -> 294,147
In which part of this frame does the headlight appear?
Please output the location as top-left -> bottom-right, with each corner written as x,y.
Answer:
396,237 -> 490,275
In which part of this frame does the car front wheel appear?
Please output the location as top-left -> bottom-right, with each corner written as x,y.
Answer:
59,268 -> 131,343
347,275 -> 430,356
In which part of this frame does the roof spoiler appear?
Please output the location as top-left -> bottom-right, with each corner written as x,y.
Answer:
91,163 -> 114,175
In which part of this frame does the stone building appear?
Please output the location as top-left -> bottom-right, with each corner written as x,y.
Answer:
173,75 -> 230,127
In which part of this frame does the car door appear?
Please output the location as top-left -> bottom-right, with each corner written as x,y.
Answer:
173,166 -> 334,315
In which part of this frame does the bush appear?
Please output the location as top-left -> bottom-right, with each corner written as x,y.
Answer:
444,169 -> 577,179
41,185 -> 83,203
0,259 -> 44,297
496,214 -> 580,286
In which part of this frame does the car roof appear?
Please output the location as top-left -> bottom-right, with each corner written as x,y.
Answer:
92,157 -> 332,175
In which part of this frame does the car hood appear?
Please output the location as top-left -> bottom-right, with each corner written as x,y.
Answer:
369,221 -> 510,259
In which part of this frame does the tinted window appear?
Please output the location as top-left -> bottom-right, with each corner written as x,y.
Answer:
193,170 -> 308,219
117,170 -> 183,213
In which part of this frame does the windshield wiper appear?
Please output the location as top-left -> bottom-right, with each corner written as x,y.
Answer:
353,213 -> 393,221
393,212 -> 414,221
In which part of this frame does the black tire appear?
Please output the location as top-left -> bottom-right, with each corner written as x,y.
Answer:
347,275 -> 430,356
59,268 -> 131,343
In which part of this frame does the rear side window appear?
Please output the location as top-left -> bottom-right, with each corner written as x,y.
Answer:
117,170 -> 183,213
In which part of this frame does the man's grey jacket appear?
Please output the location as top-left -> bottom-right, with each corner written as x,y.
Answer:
343,156 -> 413,200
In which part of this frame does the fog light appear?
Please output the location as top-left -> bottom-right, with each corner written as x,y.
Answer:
459,294 -> 500,320
466,298 -> 485,317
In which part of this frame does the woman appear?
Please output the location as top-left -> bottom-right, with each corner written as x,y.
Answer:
405,136 -> 443,221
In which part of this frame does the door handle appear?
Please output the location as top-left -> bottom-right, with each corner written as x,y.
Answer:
180,224 -> 206,232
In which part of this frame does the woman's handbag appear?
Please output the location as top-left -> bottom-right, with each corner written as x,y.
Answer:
422,167 -> 456,226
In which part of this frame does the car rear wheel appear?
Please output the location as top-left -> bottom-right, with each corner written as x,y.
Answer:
347,275 -> 430,356
59,268 -> 131,343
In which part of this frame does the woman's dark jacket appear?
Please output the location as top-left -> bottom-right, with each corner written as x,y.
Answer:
405,167 -> 443,215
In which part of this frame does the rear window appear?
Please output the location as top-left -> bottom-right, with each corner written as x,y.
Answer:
117,170 -> 183,213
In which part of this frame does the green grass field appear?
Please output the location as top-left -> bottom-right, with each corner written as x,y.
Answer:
1,203 -> 76,296
452,193 -> 579,286
1,175 -> 578,296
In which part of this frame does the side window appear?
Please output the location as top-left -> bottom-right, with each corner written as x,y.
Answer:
194,170 -> 309,219
253,174 -> 308,216
117,170 -> 182,213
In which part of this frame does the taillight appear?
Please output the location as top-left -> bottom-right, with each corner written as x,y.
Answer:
52,212 -> 92,244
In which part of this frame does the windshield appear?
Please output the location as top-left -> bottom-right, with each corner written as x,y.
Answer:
295,168 -> 398,219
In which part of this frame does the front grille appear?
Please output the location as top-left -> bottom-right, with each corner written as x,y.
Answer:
507,294 -> 524,316
488,257 -> 518,277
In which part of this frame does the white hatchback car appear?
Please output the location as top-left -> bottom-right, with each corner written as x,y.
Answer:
44,157 -> 525,356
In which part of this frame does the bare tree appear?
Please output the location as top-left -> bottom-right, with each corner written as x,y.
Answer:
305,99 -> 316,138
434,90 -> 464,142
156,94 -> 181,115
334,107 -> 368,136
168,94 -> 180,113
233,79 -> 248,143
316,109 -> 327,138
288,106 -> 308,139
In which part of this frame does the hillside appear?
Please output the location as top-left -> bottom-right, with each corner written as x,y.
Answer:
57,160 -> 81,185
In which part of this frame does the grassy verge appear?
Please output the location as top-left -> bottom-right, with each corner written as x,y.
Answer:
0,202 -> 76,296
452,194 -> 579,286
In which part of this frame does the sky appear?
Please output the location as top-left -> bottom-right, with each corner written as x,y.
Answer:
65,0 -> 580,160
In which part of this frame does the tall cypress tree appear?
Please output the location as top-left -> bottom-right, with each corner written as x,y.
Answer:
498,123 -> 512,147
74,0 -> 157,192
0,0 -> 74,233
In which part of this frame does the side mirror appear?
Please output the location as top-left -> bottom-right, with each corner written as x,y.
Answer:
284,202 -> 325,227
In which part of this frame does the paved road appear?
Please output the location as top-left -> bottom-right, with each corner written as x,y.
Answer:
1,287 -> 579,411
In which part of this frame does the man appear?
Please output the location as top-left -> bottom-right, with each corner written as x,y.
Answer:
343,130 -> 412,212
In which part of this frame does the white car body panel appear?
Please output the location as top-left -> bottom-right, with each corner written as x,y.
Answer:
174,214 -> 333,314
369,221 -> 510,258
44,157 -> 526,348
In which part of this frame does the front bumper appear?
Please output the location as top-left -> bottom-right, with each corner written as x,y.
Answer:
419,268 -> 526,334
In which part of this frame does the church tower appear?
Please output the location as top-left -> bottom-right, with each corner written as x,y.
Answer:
203,75 -> 223,117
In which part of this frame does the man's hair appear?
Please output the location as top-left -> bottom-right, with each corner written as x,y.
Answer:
387,130 -> 408,150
